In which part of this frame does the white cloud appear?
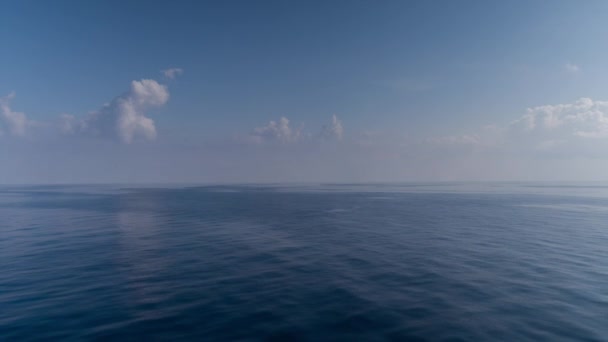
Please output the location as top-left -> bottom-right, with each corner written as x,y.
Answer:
372,97 -> 608,161
0,92 -> 30,137
249,117 -> 301,144
565,63 -> 580,73
162,68 -> 183,79
247,115 -> 345,144
421,97 -> 608,159
320,114 -> 343,140
510,97 -> 608,139
68,79 -> 170,143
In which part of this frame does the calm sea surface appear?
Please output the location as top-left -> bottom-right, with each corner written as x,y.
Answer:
1,183 -> 607,341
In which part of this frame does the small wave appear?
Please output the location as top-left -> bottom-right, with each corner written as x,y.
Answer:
516,203 -> 608,213
326,208 -> 350,213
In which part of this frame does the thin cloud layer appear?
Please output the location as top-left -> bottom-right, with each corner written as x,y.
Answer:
5,72 -> 608,183
565,63 -> 580,73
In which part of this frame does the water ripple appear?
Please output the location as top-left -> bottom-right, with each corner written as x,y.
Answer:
1,185 -> 607,341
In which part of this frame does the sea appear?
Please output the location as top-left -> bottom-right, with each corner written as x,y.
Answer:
1,183 -> 607,341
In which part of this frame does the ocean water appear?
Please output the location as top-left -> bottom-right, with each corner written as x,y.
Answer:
1,183 -> 607,341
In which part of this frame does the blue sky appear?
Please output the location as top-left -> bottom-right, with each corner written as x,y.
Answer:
2,1 -> 608,183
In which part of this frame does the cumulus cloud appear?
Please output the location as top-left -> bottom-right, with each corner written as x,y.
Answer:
249,117 -> 302,144
510,97 -> 608,139
565,63 -> 580,73
162,68 -> 183,79
320,114 -> 343,140
0,92 -> 29,136
423,97 -> 608,158
67,79 -> 170,143
247,115 -> 346,144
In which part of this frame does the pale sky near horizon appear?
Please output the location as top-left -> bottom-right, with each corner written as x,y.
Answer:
3,0 -> 608,183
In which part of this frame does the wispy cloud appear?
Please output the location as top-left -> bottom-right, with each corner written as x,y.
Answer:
565,62 -> 580,73
0,92 -> 29,136
320,115 -> 343,140
162,68 -> 183,79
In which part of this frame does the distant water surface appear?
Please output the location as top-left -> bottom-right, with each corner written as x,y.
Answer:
1,183 -> 607,341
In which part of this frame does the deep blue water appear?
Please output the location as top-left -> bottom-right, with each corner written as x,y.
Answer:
1,183 -> 607,341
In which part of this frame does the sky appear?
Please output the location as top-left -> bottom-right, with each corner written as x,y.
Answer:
2,0 -> 608,183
